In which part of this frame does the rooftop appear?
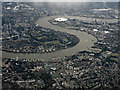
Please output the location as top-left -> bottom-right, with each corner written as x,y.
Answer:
55,18 -> 68,22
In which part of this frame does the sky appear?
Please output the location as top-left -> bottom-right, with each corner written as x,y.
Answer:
2,0 -> 120,2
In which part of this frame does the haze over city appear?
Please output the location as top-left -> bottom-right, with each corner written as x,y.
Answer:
1,1 -> 120,90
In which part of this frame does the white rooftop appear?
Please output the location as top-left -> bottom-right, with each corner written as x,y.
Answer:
93,29 -> 98,32
55,18 -> 68,22
104,31 -> 109,34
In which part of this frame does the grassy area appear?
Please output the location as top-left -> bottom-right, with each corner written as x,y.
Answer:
110,57 -> 118,61
45,40 -> 60,44
36,36 -> 47,40
111,53 -> 119,57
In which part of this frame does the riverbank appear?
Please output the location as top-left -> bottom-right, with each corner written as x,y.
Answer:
2,16 -> 97,60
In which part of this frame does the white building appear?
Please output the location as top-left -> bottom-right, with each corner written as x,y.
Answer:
55,18 -> 68,22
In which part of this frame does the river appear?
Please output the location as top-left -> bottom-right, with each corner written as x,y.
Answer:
3,16 -> 117,60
